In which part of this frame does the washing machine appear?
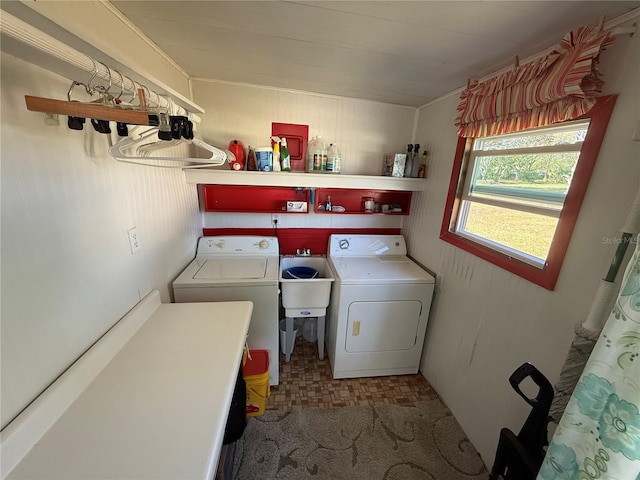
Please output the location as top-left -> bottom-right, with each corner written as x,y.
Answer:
172,236 -> 280,385
326,234 -> 435,379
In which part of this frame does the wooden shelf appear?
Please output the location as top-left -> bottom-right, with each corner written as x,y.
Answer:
184,169 -> 426,192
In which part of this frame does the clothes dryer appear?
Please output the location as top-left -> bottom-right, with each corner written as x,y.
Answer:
326,235 -> 434,379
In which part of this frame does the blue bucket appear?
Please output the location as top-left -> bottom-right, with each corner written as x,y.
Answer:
283,266 -> 319,279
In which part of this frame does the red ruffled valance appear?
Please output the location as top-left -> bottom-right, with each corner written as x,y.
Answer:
455,25 -> 613,138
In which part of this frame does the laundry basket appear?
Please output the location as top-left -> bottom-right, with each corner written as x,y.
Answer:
242,349 -> 270,417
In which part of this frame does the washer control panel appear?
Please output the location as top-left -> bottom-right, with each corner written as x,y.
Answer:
327,235 -> 407,256
197,236 -> 279,256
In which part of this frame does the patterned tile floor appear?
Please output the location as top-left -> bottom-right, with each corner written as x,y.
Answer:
267,335 -> 439,411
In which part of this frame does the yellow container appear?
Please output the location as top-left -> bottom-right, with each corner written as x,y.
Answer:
243,350 -> 270,417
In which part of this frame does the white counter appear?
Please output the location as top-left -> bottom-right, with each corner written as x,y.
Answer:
5,295 -> 253,480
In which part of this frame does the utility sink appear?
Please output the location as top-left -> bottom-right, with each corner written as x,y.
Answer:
280,256 -> 335,310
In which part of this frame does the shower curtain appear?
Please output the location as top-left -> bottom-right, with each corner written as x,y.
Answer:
537,242 -> 640,479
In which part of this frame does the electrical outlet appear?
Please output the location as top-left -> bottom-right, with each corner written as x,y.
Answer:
128,227 -> 141,254
271,214 -> 280,226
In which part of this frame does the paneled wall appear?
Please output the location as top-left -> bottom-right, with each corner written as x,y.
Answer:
404,25 -> 640,463
0,54 -> 201,429
192,80 -> 417,176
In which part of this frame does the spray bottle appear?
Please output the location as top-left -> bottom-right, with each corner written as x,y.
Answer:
281,137 -> 291,171
270,136 -> 281,171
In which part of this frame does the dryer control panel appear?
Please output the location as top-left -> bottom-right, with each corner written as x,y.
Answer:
327,235 -> 407,256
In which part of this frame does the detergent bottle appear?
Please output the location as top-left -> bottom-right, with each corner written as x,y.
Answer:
228,139 -> 245,170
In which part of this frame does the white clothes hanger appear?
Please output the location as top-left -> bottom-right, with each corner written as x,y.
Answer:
108,127 -> 234,168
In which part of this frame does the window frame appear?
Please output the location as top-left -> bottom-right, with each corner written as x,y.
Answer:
440,95 -> 617,290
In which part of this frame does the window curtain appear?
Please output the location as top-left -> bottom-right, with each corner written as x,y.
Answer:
536,241 -> 640,479
455,25 -> 613,138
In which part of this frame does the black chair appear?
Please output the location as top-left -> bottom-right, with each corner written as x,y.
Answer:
489,363 -> 554,480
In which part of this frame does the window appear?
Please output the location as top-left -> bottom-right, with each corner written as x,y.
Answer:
457,121 -> 589,267
441,96 -> 617,290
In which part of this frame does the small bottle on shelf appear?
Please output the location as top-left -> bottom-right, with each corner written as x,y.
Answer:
412,143 -> 420,178
404,144 -> 413,177
325,195 -> 332,212
418,150 -> 428,178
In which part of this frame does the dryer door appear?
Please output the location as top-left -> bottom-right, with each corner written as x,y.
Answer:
345,300 -> 422,353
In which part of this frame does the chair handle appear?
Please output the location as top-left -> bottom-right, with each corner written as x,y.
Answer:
509,362 -> 553,408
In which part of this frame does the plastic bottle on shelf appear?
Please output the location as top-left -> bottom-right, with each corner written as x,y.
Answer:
247,146 -> 258,171
325,195 -> 332,212
306,136 -> 317,172
404,144 -> 413,177
418,150 -> 428,178
280,137 -> 291,171
412,143 -> 421,178
308,136 -> 327,171
318,136 -> 328,171
320,142 -> 328,170
271,137 -> 281,171
327,143 -> 341,173
228,139 -> 245,171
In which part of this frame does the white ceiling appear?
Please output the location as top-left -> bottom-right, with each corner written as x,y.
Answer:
111,1 -> 639,107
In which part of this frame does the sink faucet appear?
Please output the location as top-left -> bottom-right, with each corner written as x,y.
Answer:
296,248 -> 312,256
